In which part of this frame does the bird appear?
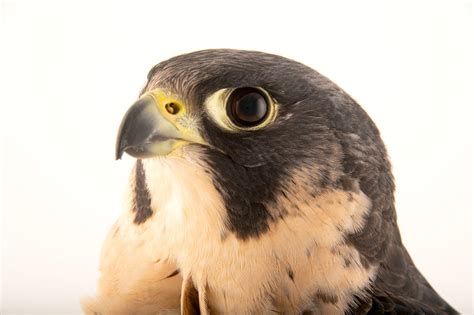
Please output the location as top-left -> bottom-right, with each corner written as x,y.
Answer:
81,49 -> 457,314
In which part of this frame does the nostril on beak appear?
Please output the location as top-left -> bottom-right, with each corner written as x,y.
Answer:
165,102 -> 180,115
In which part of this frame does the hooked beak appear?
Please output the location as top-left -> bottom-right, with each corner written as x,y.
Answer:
115,90 -> 203,159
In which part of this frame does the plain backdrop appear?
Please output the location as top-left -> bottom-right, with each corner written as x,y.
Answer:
1,0 -> 472,314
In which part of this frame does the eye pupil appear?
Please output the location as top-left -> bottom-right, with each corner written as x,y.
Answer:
227,88 -> 269,127
238,93 -> 264,119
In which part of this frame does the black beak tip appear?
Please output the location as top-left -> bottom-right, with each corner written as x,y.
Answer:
115,137 -> 126,160
115,141 -> 125,160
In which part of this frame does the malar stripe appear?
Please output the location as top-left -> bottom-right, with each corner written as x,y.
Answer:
133,159 -> 153,224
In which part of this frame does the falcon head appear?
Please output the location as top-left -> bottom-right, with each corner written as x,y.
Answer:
115,49 -> 392,242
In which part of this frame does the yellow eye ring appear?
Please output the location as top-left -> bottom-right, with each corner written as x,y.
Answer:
226,87 -> 270,128
204,87 -> 277,132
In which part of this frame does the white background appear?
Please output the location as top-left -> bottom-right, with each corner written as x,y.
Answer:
1,0 -> 472,314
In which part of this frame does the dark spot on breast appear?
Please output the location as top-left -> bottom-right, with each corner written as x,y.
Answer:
292,202 -> 302,213
314,291 -> 338,305
344,257 -> 352,267
287,268 -> 295,282
133,160 -> 153,225
112,226 -> 120,237
223,290 -> 227,308
220,230 -> 229,241
162,269 -> 180,280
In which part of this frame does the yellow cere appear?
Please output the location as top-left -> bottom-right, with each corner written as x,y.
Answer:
147,89 -> 187,118
144,89 -> 206,155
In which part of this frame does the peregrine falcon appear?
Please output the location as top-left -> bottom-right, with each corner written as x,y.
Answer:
82,49 -> 457,314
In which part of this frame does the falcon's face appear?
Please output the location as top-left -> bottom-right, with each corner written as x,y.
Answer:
116,49 -> 383,240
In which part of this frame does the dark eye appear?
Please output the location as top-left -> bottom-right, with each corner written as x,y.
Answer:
227,88 -> 269,127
